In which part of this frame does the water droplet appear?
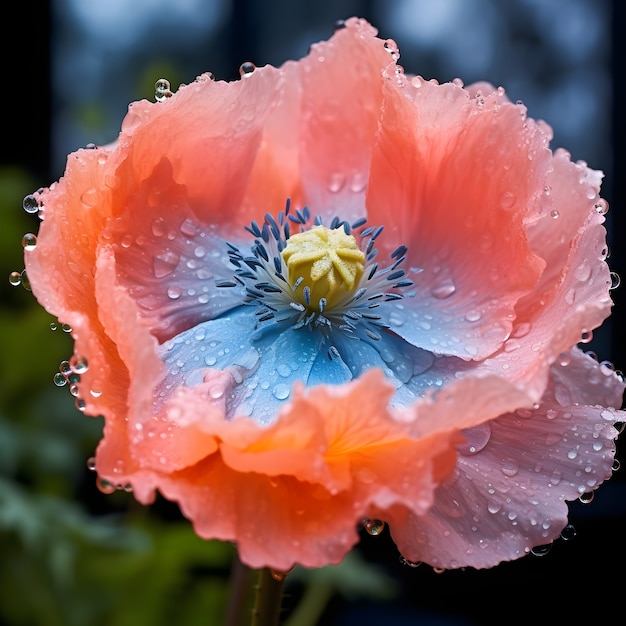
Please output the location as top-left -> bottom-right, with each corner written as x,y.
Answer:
465,309 -> 482,322
53,372 -> 67,386
61,323 -> 72,333
87,457 -> 96,471
155,78 -> 172,101
272,383 -> 290,400
154,251 -> 180,278
8,271 -> 22,286
19,270 -> 31,291
399,556 -> 422,568
550,210 -> 560,219
96,477 -> 116,494
579,491 -> 594,504
531,544 -> 552,557
59,360 -> 72,375
276,363 -> 291,378
270,569 -> 286,582
594,199 -> 608,215
609,272 -> 620,290
458,422 -> 491,456
328,172 -> 345,193
560,524 -> 576,541
239,61 -> 256,78
383,39 -> 400,61
558,352 -> 571,366
363,519 -> 385,536
22,233 -> 37,250
75,397 -> 87,411
487,500 -> 502,514
22,193 -> 40,214
500,191 -> 516,210
431,278 -> 456,299
70,355 -> 89,374
580,329 -> 593,344
501,458 -> 519,477
80,188 -> 97,208
573,261 -> 591,282
349,172 -> 368,193
167,286 -> 182,300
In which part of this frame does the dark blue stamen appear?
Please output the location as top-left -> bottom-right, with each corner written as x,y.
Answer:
245,221 -> 262,237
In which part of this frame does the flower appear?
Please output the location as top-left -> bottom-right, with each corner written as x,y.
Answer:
23,17 -> 623,572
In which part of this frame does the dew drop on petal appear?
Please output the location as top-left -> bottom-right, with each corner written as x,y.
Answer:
328,172 -> 345,193
501,458 -> 519,477
500,191 -> 516,209
96,477 -> 116,494
272,383 -> 290,400
19,270 -> 31,291
22,193 -> 40,214
168,286 -> 182,300
70,355 -> 89,374
53,372 -> 67,386
487,500 -> 502,514
363,519 -> 386,536
594,199 -> 609,215
22,233 -> 37,250
609,272 -> 621,290
458,422 -> 492,456
86,457 -> 96,471
531,544 -> 552,557
8,271 -> 22,286
560,524 -> 577,541
239,61 -> 256,77
399,556 -> 422,568
430,278 -> 456,299
154,251 -> 180,278
579,491 -> 594,504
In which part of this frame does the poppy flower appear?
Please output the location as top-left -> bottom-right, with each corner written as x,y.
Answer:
23,17 -> 623,571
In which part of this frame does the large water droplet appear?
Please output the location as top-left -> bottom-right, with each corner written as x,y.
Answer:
155,78 -> 172,101
239,61 -> 256,78
458,422 -> 492,456
272,383 -> 290,400
500,191 -> 516,210
363,519 -> 385,536
22,233 -> 37,250
431,278 -> 456,299
328,172 -> 345,193
23,193 -> 40,214
501,458 -> 519,477
154,251 -> 180,278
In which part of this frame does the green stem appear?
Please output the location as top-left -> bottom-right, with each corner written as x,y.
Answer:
251,568 -> 286,626
225,557 -> 256,626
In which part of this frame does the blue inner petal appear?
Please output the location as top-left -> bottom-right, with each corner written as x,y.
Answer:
159,303 -> 438,423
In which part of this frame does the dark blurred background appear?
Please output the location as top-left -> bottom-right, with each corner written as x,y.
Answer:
2,1 -> 625,625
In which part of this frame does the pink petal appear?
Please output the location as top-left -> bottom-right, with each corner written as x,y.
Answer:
391,349 -> 623,569
366,75 -> 548,360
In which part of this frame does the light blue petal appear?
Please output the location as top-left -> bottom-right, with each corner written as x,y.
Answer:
159,307 -> 355,424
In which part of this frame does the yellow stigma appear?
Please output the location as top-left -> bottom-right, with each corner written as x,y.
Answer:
281,225 -> 365,310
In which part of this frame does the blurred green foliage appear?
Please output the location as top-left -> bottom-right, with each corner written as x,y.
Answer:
0,167 -> 394,625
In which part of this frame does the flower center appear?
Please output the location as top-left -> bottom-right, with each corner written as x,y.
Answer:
281,226 -> 365,312
217,200 -> 416,345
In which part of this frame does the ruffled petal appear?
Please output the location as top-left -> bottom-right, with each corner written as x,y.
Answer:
139,370 -> 459,570
367,76 -> 547,360
390,349 -> 623,569
107,158 -> 245,342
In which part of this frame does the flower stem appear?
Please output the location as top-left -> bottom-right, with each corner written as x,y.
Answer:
225,556 -> 256,626
251,568 -> 286,626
